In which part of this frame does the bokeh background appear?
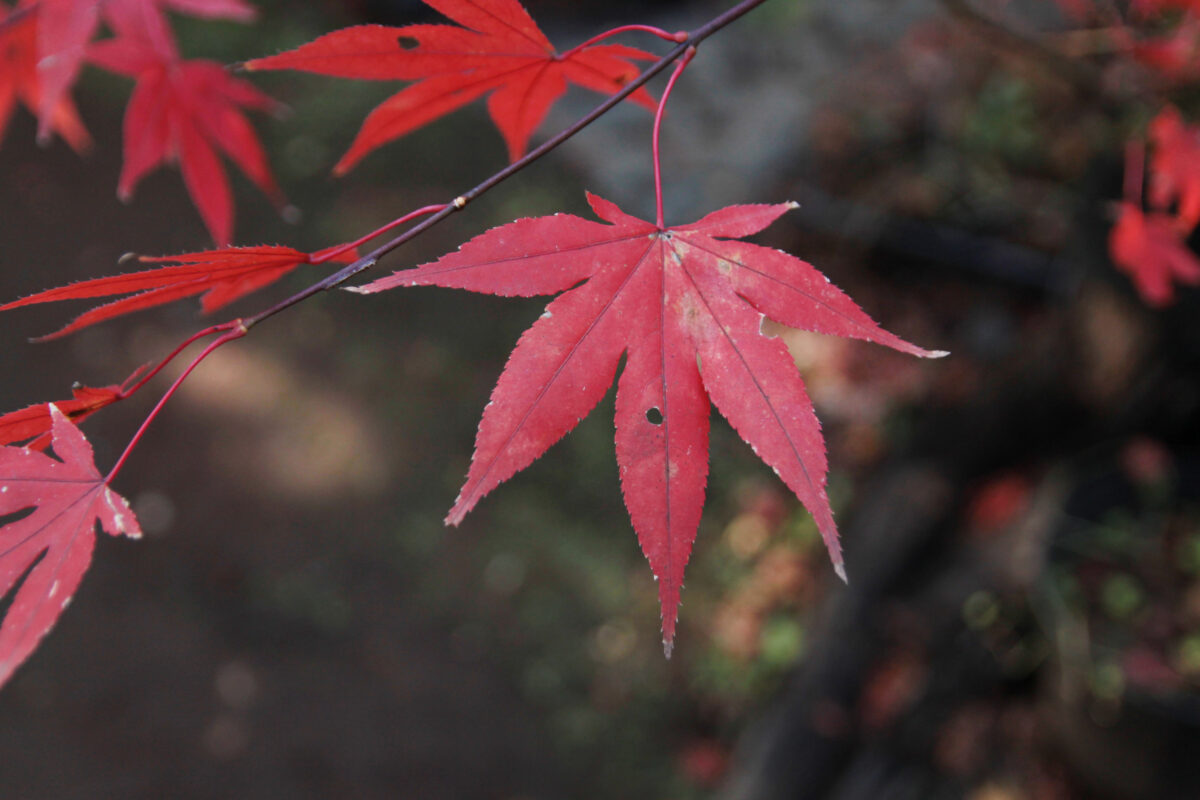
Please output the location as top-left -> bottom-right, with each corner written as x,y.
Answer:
2,0 -> 1200,797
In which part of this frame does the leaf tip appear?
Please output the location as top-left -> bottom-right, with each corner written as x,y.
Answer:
833,561 -> 848,584
28,330 -> 62,344
785,200 -> 800,210
662,637 -> 674,659
923,349 -> 951,359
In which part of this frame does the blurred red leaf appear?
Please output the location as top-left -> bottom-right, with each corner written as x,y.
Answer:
89,31 -> 283,244
31,0 -> 255,140
1148,106 -> 1200,230
1109,202 -> 1200,306
0,0 -> 89,151
966,472 -> 1031,534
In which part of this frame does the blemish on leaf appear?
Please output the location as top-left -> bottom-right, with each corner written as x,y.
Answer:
397,35 -> 419,50
646,407 -> 663,425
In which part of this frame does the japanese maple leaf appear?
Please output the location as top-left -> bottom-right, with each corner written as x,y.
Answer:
244,0 -> 657,174
1110,202 -> 1200,305
88,34 -> 283,245
0,366 -> 144,449
30,0 -> 255,142
353,194 -> 945,650
0,0 -> 89,151
0,405 -> 142,688
0,244 -> 355,339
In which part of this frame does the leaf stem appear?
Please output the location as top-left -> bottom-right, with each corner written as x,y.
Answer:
105,323 -> 247,483
558,24 -> 687,61
309,205 -> 448,265
115,322 -> 242,399
652,46 -> 696,229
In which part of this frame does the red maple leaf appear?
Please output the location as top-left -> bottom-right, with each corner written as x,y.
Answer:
0,405 -> 142,688
0,245 -> 353,338
244,0 -> 657,174
0,0 -> 90,151
0,367 -> 144,449
353,194 -> 945,650
1110,202 -> 1200,305
88,32 -> 283,244
1148,106 -> 1200,230
30,0 -> 255,142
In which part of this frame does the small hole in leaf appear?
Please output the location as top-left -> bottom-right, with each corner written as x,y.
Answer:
646,407 -> 663,425
397,36 -> 419,50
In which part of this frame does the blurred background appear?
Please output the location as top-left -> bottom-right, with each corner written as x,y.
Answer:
2,0 -> 1200,797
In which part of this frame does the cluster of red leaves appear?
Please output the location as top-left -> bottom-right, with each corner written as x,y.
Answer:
354,194 -> 945,650
1110,108 -> 1200,306
0,238 -> 359,686
0,0 -> 90,152
245,0 -> 657,173
0,0 -> 277,243
32,0 -> 255,143
1050,0 -> 1200,304
0,0 -> 945,679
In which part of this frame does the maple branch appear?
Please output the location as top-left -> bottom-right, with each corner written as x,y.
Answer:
106,323 -> 247,483
652,47 -> 697,229
238,0 -> 773,330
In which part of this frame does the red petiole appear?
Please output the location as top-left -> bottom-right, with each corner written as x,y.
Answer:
652,46 -> 697,229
